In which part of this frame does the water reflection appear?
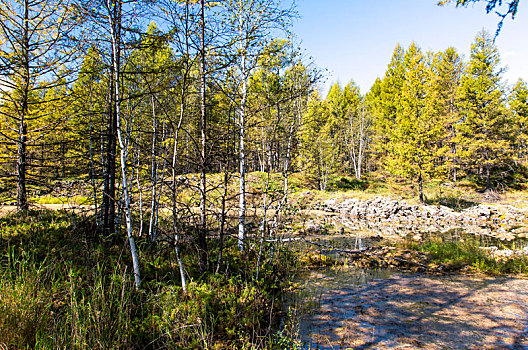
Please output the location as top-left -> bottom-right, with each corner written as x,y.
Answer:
296,266 -> 400,350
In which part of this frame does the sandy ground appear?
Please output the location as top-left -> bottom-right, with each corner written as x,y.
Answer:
0,204 -> 94,217
299,269 -> 528,350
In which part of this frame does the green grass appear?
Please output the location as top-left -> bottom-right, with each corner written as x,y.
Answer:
405,236 -> 528,275
326,175 -> 368,192
31,195 -> 92,205
0,210 -> 302,349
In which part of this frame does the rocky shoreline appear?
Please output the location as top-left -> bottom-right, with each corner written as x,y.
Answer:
313,196 -> 528,241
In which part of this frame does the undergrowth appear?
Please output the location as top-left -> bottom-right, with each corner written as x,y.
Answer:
404,236 -> 528,275
0,210 -> 302,349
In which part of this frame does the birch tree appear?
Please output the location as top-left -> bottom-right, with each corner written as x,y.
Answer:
345,99 -> 372,180
223,0 -> 295,251
76,0 -> 151,287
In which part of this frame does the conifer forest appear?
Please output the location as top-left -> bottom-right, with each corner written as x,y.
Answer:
0,0 -> 527,349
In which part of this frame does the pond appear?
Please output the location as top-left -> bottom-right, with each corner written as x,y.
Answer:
290,233 -> 528,349
294,265 -> 528,349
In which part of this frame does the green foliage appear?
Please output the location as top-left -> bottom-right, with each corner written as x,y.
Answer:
456,31 -> 511,189
32,195 -> 91,205
298,92 -> 335,189
326,175 -> 368,191
251,171 -> 284,194
0,211 -> 138,348
509,79 -> 528,163
147,276 -> 274,348
0,210 -> 300,349
406,234 -> 528,274
299,81 -> 365,189
365,32 -> 524,191
370,45 -> 405,165
431,47 -> 464,181
370,43 -> 449,201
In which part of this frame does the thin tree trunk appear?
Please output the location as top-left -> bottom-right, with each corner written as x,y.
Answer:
256,152 -> 272,280
167,0 -> 191,290
450,94 -> 458,182
17,0 -> 30,212
198,0 -> 208,273
237,6 -> 248,251
110,0 -> 140,288
88,80 -> 99,224
216,169 -> 229,274
149,95 -> 158,241
418,172 -> 424,204
269,117 -> 295,265
99,97 -> 107,227
486,163 -> 491,190
103,10 -> 118,235
154,120 -> 168,241
238,67 -> 247,251
135,131 -> 144,236
171,91 -> 187,290
357,103 -> 367,180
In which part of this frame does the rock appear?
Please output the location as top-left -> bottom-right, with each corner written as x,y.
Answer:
316,195 -> 527,239
323,198 -> 337,212
305,220 -> 322,233
412,234 -> 422,242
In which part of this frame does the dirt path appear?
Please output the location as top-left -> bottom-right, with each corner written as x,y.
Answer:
299,268 -> 528,349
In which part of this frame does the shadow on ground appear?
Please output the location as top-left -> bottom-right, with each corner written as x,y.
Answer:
299,269 -> 528,349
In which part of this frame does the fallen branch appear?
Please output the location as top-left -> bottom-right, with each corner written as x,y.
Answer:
265,237 -> 302,243
303,238 -> 436,271
303,238 -> 374,255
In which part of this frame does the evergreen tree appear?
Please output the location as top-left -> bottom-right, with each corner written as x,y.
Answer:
509,79 -> 528,163
370,45 -> 406,169
0,0 -> 78,210
387,43 -> 446,202
456,30 -> 510,189
299,92 -> 334,189
431,47 -> 463,181
325,82 -> 361,174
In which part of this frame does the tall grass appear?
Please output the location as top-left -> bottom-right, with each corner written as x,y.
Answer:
405,235 -> 528,275
0,210 -> 301,349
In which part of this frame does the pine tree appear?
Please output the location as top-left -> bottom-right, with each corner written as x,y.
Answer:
299,92 -> 334,189
387,43 -> 446,202
0,0 -> 78,210
509,79 -> 528,163
431,47 -> 463,181
370,45 -> 406,170
456,30 -> 510,189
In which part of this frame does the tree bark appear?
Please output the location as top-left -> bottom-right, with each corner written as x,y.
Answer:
418,172 -> 424,204
16,0 -> 30,212
102,14 -> 118,235
149,95 -> 158,241
110,0 -> 140,288
198,0 -> 208,273
238,58 -> 247,252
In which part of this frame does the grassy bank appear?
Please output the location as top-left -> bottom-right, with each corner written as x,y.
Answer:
404,235 -> 528,275
0,210 -> 301,349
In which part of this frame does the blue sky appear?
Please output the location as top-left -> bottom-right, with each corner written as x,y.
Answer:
291,0 -> 528,96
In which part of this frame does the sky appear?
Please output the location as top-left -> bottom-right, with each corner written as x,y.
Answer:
291,0 -> 528,96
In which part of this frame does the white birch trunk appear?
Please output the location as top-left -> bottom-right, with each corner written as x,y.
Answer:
110,1 -> 140,288
149,95 -> 158,241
